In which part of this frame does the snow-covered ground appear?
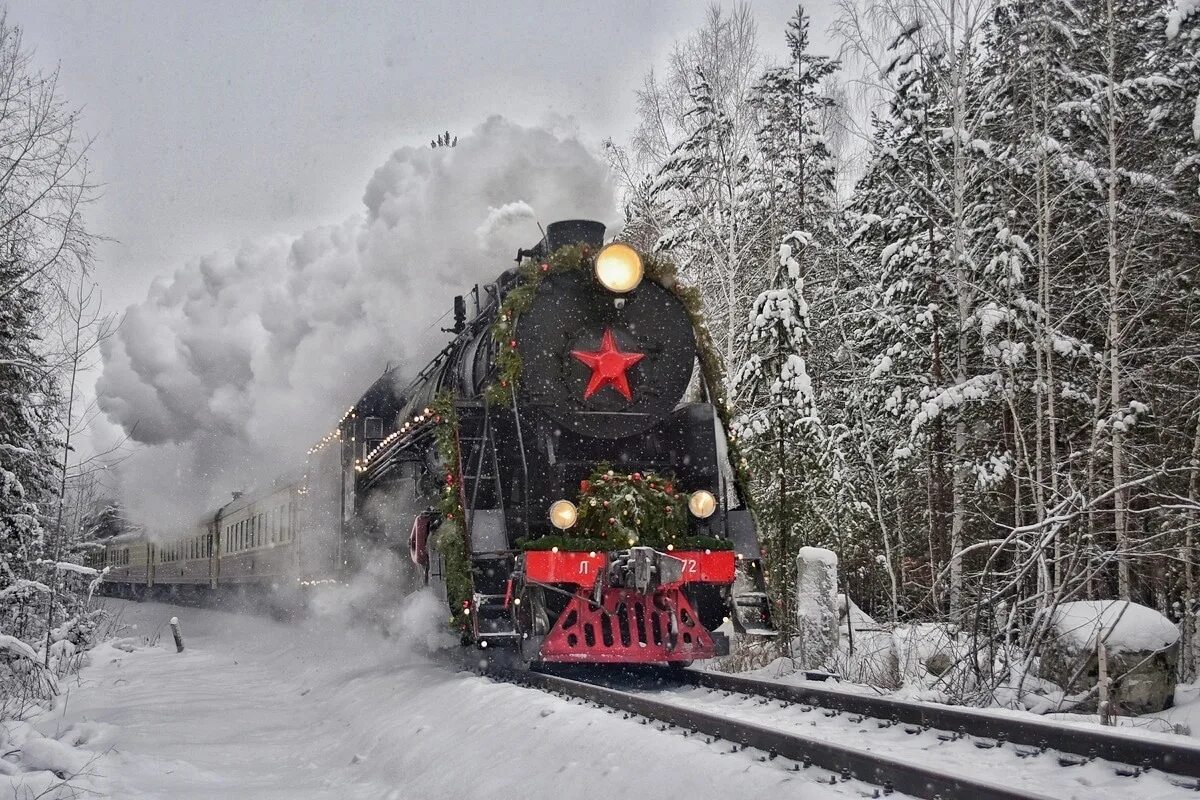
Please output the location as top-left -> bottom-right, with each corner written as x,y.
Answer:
3,596 -> 880,800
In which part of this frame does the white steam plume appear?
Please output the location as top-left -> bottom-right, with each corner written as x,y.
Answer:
474,201 -> 536,250
98,116 -> 616,532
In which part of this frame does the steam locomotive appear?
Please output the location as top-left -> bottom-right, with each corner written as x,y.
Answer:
99,220 -> 773,666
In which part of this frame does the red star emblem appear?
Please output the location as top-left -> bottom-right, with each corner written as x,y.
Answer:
571,329 -> 645,401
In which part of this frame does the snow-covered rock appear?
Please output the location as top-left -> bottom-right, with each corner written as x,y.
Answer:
1040,600 -> 1180,715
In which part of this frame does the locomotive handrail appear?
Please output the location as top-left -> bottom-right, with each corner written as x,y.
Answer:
509,381 -> 530,540
465,400 -> 490,528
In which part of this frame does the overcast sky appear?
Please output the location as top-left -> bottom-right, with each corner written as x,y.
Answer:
7,1 -> 844,516
8,0 -> 840,313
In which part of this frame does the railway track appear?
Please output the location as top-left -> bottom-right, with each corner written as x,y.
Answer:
681,669 -> 1200,781
490,663 -> 1200,800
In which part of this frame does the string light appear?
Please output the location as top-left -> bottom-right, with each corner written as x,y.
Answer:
360,406 -> 445,470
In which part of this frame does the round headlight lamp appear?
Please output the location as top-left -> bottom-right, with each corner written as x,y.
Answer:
594,243 -> 644,294
549,499 -> 578,530
688,490 -> 717,519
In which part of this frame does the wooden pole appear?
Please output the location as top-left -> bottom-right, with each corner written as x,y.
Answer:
170,616 -> 185,653
1097,639 -> 1111,725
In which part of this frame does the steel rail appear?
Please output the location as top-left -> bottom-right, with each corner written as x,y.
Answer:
499,668 -> 1060,800
681,669 -> 1200,781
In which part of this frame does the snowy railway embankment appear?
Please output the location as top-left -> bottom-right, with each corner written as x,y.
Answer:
2,599 -> 862,800
6,597 -> 1200,800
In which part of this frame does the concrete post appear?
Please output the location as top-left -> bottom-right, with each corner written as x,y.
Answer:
796,547 -> 839,671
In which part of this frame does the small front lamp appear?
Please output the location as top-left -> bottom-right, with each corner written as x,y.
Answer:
549,499 -> 578,530
688,490 -> 717,519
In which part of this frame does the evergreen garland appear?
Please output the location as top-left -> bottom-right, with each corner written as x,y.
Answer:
430,392 -> 472,634
520,466 -> 735,552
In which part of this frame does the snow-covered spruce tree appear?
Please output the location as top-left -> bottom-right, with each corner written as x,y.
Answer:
730,6 -> 840,648
0,242 -> 59,643
978,0 -> 1090,604
628,5 -> 769,373
844,15 -> 1012,623
1161,0 -> 1200,681
0,15 -> 96,713
654,66 -> 770,373
1029,0 -> 1187,605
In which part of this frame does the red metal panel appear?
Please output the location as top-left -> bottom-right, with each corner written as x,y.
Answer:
524,550 -> 607,588
665,550 -> 736,584
540,587 -> 717,664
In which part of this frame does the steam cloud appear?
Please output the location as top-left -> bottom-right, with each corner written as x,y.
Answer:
98,116 -> 616,530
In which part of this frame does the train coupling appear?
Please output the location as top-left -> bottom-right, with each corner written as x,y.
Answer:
607,546 -> 684,593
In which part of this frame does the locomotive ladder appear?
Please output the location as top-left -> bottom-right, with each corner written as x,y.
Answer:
457,400 -> 519,643
456,399 -> 504,525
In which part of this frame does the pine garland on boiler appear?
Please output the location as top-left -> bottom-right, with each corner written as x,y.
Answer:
430,392 -> 472,634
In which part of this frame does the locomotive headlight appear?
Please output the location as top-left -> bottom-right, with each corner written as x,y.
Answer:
688,490 -> 717,519
594,243 -> 644,293
549,499 -> 578,530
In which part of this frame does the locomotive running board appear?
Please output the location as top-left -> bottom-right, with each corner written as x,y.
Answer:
539,587 -> 721,663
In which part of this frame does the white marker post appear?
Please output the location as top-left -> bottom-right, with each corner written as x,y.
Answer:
1097,639 -> 1111,725
170,616 -> 185,653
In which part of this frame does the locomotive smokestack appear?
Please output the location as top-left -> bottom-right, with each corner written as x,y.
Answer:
545,220 -> 605,251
